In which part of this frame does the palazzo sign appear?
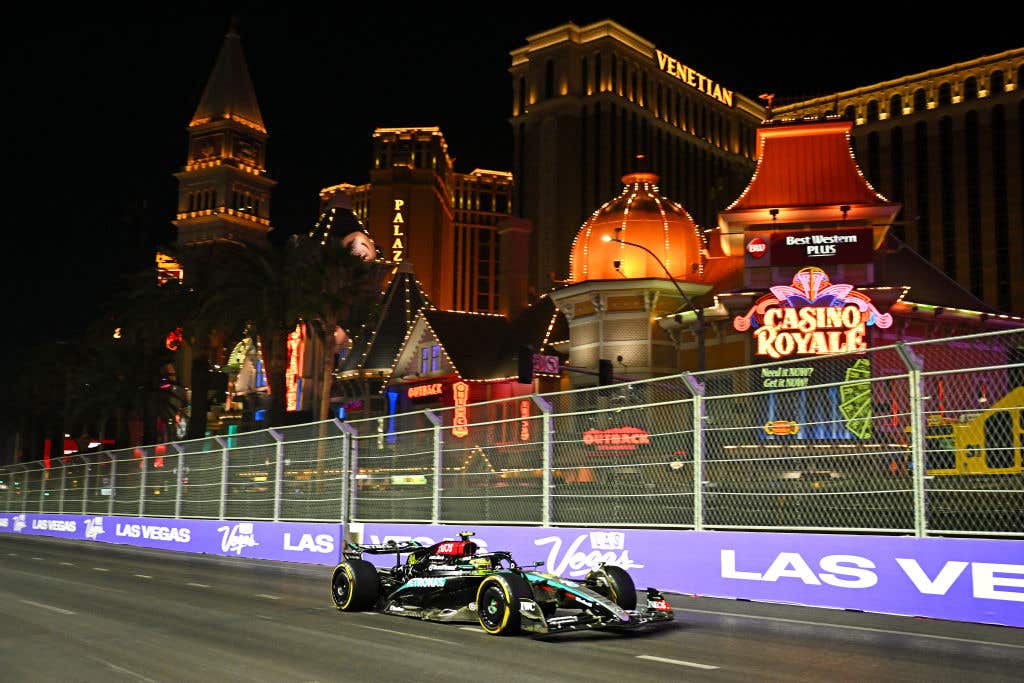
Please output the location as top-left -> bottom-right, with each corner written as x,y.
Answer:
655,49 -> 734,107
733,267 -> 892,360
391,199 -> 406,262
745,228 -> 874,267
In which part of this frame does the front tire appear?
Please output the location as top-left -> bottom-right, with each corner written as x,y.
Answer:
332,559 -> 380,611
587,565 -> 637,610
476,574 -> 532,636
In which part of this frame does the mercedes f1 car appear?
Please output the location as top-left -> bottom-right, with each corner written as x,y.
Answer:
330,532 -> 674,636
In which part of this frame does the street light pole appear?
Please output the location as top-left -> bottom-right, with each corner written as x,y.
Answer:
603,227 -> 706,372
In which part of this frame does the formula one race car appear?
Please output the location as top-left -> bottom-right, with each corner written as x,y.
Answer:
330,532 -> 674,636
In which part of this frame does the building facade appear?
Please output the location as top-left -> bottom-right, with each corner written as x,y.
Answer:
774,49 -> 1024,315
321,127 -> 527,316
509,20 -> 763,295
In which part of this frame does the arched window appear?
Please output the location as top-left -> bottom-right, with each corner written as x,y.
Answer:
963,76 -> 978,101
938,82 -> 952,105
594,53 -> 602,92
611,54 -> 617,92
517,77 -> 526,114
913,88 -> 927,112
581,56 -> 588,94
544,60 -> 554,100
641,72 -> 647,107
990,69 -> 1005,94
867,100 -> 879,122
889,94 -> 903,118
844,104 -> 856,121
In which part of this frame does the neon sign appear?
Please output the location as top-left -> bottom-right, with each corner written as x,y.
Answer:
452,381 -> 469,438
408,383 -> 443,399
582,427 -> 650,451
519,400 -> 530,442
654,50 -> 734,106
391,199 -> 405,262
734,268 -> 892,360
285,323 -> 306,412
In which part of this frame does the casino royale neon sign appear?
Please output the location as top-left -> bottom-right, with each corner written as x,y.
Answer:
733,268 -> 892,360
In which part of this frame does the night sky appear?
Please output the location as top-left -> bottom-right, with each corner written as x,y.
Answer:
3,5 -> 1018,359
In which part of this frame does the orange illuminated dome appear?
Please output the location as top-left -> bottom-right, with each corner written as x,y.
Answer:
569,164 -> 704,283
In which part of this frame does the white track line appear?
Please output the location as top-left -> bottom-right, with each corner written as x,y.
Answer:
85,655 -> 158,683
187,582 -> 211,588
353,623 -> 458,645
32,556 -> 44,560
134,574 -> 152,579
92,567 -> 109,572
60,562 -> 74,566
459,626 -> 483,633
674,607 -> 1024,649
21,599 -> 75,615
256,594 -> 280,600
637,655 -> 719,670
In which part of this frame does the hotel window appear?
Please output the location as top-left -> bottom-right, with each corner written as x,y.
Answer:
545,60 -> 554,100
938,83 -> 952,105
963,76 -> 978,101
594,53 -> 601,92
914,121 -> 931,260
889,94 -> 902,119
890,127 -> 904,239
965,110 -> 982,296
939,116 -> 955,277
866,100 -> 879,122
844,104 -> 856,121
913,88 -> 927,112
990,70 -> 1005,94
582,56 -> 588,94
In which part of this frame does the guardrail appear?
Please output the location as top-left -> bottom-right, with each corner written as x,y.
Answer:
3,329 -> 1022,537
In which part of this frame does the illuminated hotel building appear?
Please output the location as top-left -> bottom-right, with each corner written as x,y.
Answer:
321,127 -> 526,315
774,48 -> 1024,315
509,20 -> 763,294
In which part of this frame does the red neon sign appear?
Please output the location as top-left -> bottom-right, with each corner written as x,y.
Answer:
519,400 -> 530,442
582,427 -> 650,451
733,267 -> 892,360
285,323 -> 306,412
452,382 -> 469,438
408,383 -> 443,399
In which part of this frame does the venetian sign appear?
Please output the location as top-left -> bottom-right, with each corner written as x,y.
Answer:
733,267 -> 892,360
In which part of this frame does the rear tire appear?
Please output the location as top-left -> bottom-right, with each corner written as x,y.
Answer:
476,574 -> 532,635
588,565 -> 637,610
332,559 -> 380,611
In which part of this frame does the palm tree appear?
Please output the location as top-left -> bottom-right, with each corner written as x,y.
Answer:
288,233 -> 382,421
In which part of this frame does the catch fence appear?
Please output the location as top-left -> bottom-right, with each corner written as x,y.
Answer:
3,329 -> 1022,537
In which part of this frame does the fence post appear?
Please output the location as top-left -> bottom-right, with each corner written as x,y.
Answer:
270,429 -> 284,522
335,420 -> 356,525
172,444 -> 185,519
137,448 -> 147,517
424,411 -> 443,524
39,463 -> 46,513
896,343 -> 926,537
108,453 -> 116,517
82,456 -> 90,515
531,395 -> 553,527
58,461 -> 66,514
682,373 -> 706,531
215,436 -> 229,520
21,466 -> 29,512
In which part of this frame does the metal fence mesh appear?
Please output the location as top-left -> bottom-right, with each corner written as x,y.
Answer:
2,329 -> 1022,537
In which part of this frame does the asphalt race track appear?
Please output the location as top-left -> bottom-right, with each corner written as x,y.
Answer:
1,535 -> 1021,682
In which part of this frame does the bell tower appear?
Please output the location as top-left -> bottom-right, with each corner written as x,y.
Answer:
173,17 -> 275,246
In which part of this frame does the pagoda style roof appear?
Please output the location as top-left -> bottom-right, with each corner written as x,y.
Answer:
339,262 -> 432,373
190,20 -> 266,133
719,118 -> 900,231
421,310 -> 518,380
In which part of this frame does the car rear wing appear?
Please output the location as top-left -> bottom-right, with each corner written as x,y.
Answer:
344,540 -> 424,558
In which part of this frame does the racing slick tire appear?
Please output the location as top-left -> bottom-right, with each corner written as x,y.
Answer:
476,573 -> 532,636
332,559 -> 381,611
587,565 -> 637,610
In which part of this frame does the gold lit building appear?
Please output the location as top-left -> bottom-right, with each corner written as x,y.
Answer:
321,127 -> 527,315
509,20 -> 763,294
774,48 -> 1024,315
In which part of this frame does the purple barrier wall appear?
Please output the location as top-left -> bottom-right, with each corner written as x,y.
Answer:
0,513 -> 342,565
352,523 -> 1024,629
